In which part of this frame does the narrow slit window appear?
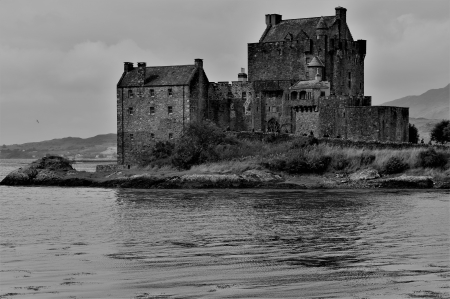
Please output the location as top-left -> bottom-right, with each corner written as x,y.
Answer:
168,133 -> 173,139
150,133 -> 155,139
128,107 -> 134,115
130,133 -> 134,141
150,89 -> 155,97
168,88 -> 173,96
168,106 -> 173,114
242,92 -> 246,99
150,107 -> 155,115
128,89 -> 133,98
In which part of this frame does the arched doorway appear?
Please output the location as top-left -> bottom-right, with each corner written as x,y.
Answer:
267,118 -> 280,133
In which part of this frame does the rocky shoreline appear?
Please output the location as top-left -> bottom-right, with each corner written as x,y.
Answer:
1,156 -> 448,189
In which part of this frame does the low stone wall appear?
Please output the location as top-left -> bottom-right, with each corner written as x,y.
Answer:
317,138 -> 447,150
96,164 -> 127,173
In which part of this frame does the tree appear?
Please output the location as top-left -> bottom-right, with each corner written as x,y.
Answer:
408,123 -> 419,143
430,120 -> 450,144
172,120 -> 226,169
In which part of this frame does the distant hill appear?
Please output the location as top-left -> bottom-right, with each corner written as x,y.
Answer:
381,84 -> 449,120
1,134 -> 117,159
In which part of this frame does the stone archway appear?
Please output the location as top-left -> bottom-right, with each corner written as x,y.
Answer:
267,118 -> 280,133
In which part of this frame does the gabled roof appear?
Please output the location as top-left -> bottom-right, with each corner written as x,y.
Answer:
307,56 -> 325,68
261,16 -> 335,43
119,65 -> 197,87
290,79 -> 330,90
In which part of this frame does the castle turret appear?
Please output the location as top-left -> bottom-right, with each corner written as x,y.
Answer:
315,16 -> 328,37
308,56 -> 325,82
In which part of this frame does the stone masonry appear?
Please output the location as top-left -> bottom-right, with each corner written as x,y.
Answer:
117,7 -> 409,166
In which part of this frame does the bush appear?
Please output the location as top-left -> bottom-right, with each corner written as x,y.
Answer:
383,157 -> 409,174
430,120 -> 450,144
331,154 -> 350,171
261,150 -> 330,174
140,141 -> 174,166
409,123 -> 419,144
171,120 -> 226,169
360,153 -> 376,166
417,149 -> 448,168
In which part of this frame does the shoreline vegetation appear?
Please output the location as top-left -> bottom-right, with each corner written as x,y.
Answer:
1,122 -> 449,189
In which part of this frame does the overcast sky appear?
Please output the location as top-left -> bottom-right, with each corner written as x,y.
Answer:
0,0 -> 449,145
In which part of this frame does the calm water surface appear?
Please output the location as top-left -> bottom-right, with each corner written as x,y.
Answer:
0,159 -> 449,298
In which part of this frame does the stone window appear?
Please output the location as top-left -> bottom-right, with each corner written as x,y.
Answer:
320,91 -> 326,97
168,106 -> 173,114
128,107 -> 134,115
150,107 -> 155,115
150,133 -> 155,139
169,133 -> 173,139
300,91 -> 306,99
242,92 -> 246,99
291,91 -> 297,100
130,133 -> 134,141
128,89 -> 133,98
168,88 -> 173,97
150,89 -> 155,97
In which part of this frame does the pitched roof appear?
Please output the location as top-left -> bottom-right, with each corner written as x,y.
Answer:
307,56 -> 325,68
290,79 -> 330,90
119,65 -> 197,87
261,16 -> 335,42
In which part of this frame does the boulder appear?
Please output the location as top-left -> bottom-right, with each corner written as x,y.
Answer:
349,168 -> 380,181
0,156 -> 74,186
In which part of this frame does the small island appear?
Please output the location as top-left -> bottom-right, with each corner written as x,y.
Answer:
2,122 -> 449,189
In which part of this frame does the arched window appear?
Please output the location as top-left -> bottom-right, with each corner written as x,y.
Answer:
299,91 -> 306,99
291,91 -> 298,100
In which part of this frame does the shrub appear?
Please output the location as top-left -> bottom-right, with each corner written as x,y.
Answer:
409,123 -> 419,144
171,120 -> 226,169
430,120 -> 450,144
417,149 -> 448,168
261,151 -> 330,174
383,157 -> 409,174
360,153 -> 376,166
331,154 -> 350,171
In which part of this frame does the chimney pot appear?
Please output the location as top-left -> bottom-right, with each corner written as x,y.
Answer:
195,58 -> 203,68
124,62 -> 134,72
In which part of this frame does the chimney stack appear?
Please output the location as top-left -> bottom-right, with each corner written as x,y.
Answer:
238,68 -> 248,82
137,62 -> 146,68
265,14 -> 282,26
335,7 -> 347,23
195,58 -> 203,68
124,62 -> 134,72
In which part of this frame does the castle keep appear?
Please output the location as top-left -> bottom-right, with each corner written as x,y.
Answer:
117,7 -> 409,166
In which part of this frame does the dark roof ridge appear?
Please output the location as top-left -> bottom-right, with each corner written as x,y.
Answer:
281,15 -> 334,21
145,64 -> 194,69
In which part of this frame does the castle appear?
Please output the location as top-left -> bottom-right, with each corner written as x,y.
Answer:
117,7 -> 409,166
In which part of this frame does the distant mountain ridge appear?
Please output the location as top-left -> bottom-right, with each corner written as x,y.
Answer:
381,84 -> 449,120
1,134 -> 117,159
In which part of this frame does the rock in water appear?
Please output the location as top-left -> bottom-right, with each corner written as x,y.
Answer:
0,156 -> 74,185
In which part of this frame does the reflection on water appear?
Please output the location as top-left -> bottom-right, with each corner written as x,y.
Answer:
0,162 -> 449,298
0,188 -> 447,298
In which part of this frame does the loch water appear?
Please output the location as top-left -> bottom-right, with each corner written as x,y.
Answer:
0,159 -> 449,298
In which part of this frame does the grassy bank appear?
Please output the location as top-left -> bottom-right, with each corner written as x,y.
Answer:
137,122 -> 450,182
